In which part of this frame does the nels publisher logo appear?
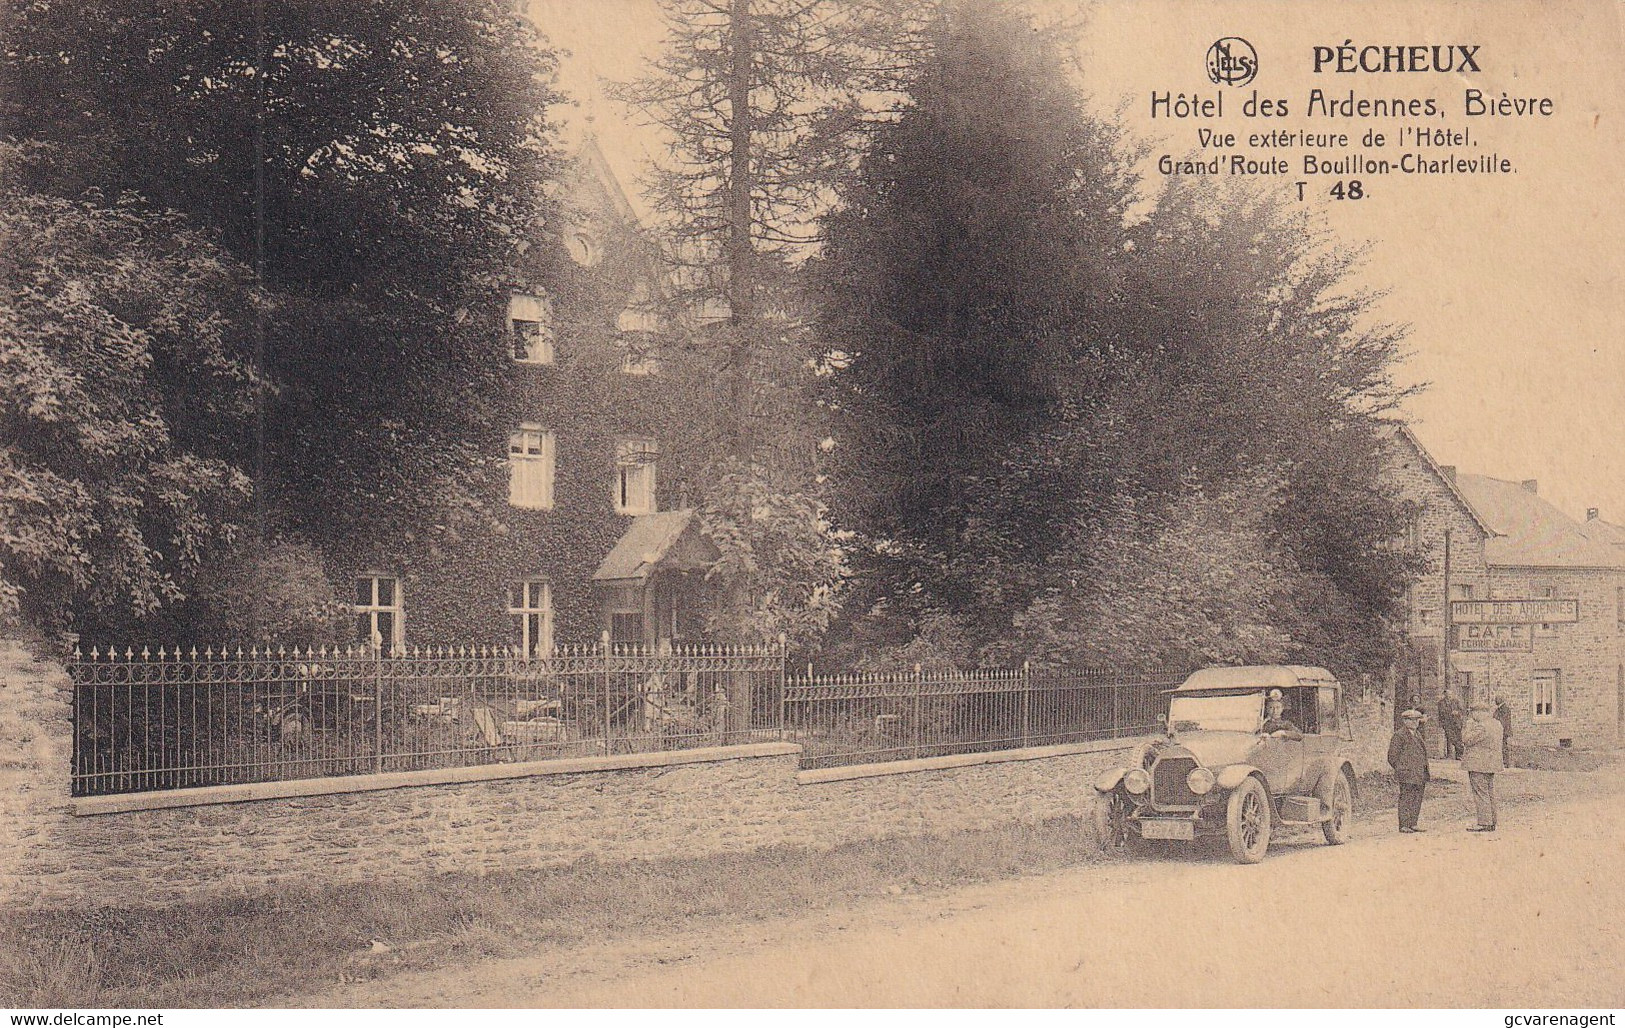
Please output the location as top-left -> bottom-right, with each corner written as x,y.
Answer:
1206,37 -> 1258,86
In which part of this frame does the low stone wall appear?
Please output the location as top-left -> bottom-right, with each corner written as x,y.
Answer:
1,638 -> 1132,910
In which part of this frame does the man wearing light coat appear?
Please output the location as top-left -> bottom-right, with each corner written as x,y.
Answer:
1461,700 -> 1503,832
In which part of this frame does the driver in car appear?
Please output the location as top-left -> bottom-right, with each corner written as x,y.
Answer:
1261,689 -> 1303,740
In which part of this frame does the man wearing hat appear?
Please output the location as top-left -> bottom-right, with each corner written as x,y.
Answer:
1387,708 -> 1431,832
1461,699 -> 1503,831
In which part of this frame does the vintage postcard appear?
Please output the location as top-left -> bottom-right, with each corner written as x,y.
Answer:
0,0 -> 1620,1015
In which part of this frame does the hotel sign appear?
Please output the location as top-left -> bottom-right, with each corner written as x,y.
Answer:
1449,599 -> 1579,625
1452,623 -> 1535,652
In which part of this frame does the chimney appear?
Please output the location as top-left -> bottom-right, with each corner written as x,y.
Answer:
1587,508 -> 1600,521
1439,465 -> 1457,483
1520,479 -> 1539,495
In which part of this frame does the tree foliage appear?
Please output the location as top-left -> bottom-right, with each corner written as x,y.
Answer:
693,458 -> 847,648
817,2 -> 1420,677
1,0 -> 563,555
0,156 -> 262,637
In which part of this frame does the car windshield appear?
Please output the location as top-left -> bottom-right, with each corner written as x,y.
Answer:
1167,692 -> 1264,733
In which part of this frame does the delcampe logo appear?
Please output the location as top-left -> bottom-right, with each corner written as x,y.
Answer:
1206,37 -> 1258,86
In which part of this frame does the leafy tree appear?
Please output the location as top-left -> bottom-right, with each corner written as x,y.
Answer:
1,0 -> 563,554
992,475 -> 1297,671
0,154 -> 262,639
693,458 -> 847,648
817,2 -> 1418,677
182,539 -> 351,648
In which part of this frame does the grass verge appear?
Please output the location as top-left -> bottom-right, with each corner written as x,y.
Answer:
3,764 -> 1612,1009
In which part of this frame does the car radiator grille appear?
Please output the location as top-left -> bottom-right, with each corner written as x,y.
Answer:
1152,756 -> 1200,808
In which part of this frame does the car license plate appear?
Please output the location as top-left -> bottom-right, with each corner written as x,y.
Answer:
1139,819 -> 1195,841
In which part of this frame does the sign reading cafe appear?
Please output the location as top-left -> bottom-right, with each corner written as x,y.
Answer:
1452,623 -> 1535,652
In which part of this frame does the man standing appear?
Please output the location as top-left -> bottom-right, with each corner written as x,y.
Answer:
1493,695 -> 1513,768
1462,699 -> 1503,832
1387,708 -> 1431,832
1436,690 -> 1464,759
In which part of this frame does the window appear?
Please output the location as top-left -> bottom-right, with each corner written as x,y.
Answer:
615,309 -> 661,375
1403,515 -> 1422,551
508,580 -> 553,658
509,424 -> 556,509
1532,669 -> 1560,722
1536,585 -> 1559,638
566,230 -> 602,268
509,294 -> 554,364
1317,687 -> 1339,735
613,437 -> 657,515
1450,583 -> 1474,601
1454,671 -> 1473,705
355,574 -> 404,654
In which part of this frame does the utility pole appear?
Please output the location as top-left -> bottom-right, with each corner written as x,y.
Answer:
1440,527 -> 1452,703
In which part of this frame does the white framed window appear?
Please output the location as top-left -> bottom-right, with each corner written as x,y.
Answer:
509,293 -> 555,364
1532,669 -> 1560,722
613,437 -> 657,515
355,574 -> 404,654
508,424 -> 556,510
508,579 -> 554,658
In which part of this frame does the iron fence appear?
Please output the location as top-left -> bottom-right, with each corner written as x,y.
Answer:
68,641 -> 1179,793
784,666 -> 1182,769
67,641 -> 785,796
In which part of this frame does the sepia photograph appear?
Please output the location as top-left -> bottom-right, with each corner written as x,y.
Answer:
0,0 -> 1621,1014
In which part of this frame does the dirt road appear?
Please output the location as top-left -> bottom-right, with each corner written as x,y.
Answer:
299,768 -> 1625,1007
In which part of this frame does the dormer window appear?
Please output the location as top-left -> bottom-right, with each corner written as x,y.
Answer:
509,293 -> 554,364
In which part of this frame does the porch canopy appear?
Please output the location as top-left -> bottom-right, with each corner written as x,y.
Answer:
592,509 -> 717,586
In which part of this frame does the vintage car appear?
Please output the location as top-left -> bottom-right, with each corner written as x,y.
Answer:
1090,665 -> 1357,863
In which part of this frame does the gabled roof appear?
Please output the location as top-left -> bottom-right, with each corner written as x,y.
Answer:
1453,475 -> 1625,569
574,134 -> 642,229
1581,516 -> 1625,550
1383,423 -> 1495,537
592,510 -> 718,583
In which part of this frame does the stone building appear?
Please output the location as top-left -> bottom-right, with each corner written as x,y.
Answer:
1384,425 -> 1625,749
333,138 -> 715,654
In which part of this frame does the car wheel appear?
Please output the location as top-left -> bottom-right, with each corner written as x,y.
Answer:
1225,776 -> 1271,863
1090,790 -> 1135,854
1322,770 -> 1354,845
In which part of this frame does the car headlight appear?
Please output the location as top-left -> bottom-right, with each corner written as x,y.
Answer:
1187,767 -> 1216,795
1124,768 -> 1151,794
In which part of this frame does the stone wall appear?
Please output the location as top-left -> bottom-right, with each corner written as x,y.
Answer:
1383,429 -> 1492,709
1469,567 -> 1623,747
1,638 -> 1132,910
0,637 -> 75,907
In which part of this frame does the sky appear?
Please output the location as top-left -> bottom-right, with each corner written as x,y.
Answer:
529,0 -> 1624,523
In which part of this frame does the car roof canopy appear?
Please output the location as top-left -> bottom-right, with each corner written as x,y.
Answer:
1169,665 -> 1340,695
